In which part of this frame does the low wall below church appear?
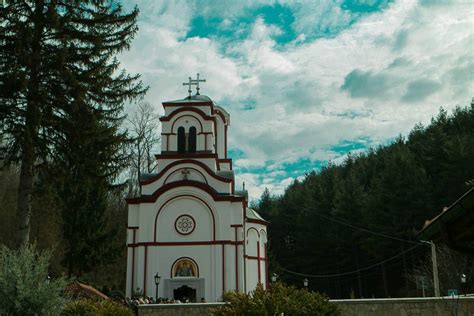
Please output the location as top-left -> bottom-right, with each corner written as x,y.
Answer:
138,302 -> 226,316
137,297 -> 474,316
331,296 -> 474,316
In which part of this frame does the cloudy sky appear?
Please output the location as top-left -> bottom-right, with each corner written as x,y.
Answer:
120,0 -> 473,201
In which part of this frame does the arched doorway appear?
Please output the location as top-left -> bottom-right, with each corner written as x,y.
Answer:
173,285 -> 196,302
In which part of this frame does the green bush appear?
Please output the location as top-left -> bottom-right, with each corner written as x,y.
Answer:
0,244 -> 68,316
61,299 -> 133,316
214,283 -> 340,316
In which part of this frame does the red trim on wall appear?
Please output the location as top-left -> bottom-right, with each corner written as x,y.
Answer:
222,244 -> 226,294
127,181 -> 245,205
162,101 -> 213,108
128,240 -> 243,247
143,245 -> 148,294
231,224 -> 243,227
246,218 -> 270,226
214,119 -> 218,156
265,243 -> 269,289
257,241 -> 261,284
155,153 -> 217,160
140,160 -> 232,185
128,226 -> 139,230
163,167 -> 209,185
246,227 -> 261,238
166,134 -> 169,151
161,132 -> 176,135
225,125 -> 228,159
153,194 -> 217,242
131,229 -> 136,295
214,109 -> 227,123
234,226 -> 239,291
169,114 -> 205,133
160,107 -> 213,123
198,131 -> 213,135
244,255 -> 265,260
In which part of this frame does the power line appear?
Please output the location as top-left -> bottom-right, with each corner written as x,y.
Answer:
279,243 -> 423,278
297,204 -> 423,245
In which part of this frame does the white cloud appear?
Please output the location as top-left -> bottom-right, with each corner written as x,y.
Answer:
120,0 -> 474,201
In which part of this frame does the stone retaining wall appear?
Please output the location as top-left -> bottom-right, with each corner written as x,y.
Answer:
138,302 -> 225,316
332,296 -> 474,316
137,297 -> 474,316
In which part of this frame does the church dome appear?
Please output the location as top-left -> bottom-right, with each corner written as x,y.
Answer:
164,94 -> 213,104
189,94 -> 211,101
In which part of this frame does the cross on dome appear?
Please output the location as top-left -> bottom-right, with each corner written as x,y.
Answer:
182,73 -> 206,98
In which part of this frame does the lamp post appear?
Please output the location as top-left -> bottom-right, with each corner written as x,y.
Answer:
303,278 -> 308,288
154,273 -> 161,302
461,274 -> 467,295
272,273 -> 278,283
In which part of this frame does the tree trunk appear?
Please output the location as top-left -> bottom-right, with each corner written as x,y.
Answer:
15,0 -> 44,247
15,150 -> 34,246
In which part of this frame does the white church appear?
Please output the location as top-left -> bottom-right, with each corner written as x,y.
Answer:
125,75 -> 269,302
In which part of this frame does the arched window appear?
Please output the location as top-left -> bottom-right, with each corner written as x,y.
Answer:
188,126 -> 197,153
177,127 -> 186,153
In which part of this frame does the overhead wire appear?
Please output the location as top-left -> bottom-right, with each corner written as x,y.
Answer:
279,243 -> 423,278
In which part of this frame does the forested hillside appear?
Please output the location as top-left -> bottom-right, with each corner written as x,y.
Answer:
255,103 -> 474,298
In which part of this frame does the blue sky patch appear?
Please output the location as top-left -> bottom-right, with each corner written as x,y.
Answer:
342,0 -> 392,13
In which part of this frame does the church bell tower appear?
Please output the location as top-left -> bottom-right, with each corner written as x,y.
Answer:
126,74 -> 269,302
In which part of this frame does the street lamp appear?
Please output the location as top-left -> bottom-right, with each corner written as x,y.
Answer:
154,273 -> 161,302
272,273 -> 278,283
303,278 -> 308,288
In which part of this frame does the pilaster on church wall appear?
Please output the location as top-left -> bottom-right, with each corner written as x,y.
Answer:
128,204 -> 139,227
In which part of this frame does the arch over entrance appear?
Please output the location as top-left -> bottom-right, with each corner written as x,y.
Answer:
171,257 -> 199,278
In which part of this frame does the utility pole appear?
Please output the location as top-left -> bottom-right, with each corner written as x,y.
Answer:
420,240 -> 440,297
431,241 -> 440,297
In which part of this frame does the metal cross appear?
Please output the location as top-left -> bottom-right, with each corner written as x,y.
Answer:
181,168 -> 190,180
190,73 -> 206,95
182,77 -> 197,98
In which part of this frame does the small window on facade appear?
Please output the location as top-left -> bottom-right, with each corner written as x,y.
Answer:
177,127 -> 186,153
188,127 -> 197,153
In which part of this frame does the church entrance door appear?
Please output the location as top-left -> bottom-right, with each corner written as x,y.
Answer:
173,285 -> 196,302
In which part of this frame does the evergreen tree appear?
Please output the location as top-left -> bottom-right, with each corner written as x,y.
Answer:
0,1 -> 146,246
49,104 -> 128,277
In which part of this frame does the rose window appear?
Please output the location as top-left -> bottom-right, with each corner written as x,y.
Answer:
175,215 -> 195,235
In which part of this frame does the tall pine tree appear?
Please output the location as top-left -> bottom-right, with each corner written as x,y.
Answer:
0,1 -> 146,246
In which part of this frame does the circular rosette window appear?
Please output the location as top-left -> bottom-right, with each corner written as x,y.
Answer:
174,215 -> 196,235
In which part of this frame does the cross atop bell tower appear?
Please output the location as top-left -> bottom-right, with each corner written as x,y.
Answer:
182,73 -> 206,98
191,73 -> 206,95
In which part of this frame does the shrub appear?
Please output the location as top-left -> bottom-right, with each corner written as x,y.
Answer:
214,283 -> 340,316
0,244 -> 68,316
62,299 -> 133,316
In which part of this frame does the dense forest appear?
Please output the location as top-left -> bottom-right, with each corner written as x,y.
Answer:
254,103 -> 474,298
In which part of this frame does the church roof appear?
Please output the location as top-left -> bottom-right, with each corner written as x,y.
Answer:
246,208 -> 266,222
164,94 -> 213,104
216,170 -> 234,180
